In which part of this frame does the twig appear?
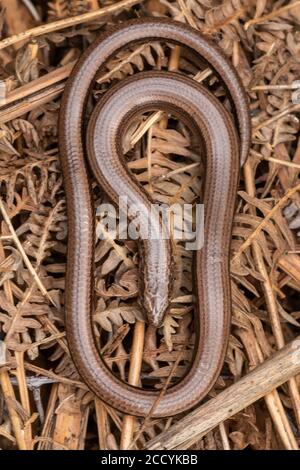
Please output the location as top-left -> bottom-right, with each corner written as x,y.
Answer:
120,321 -> 145,450
161,162 -> 200,180
0,61 -> 76,108
245,1 -> 300,30
33,436 -> 70,450
145,337 -> 300,450
159,45 -> 181,130
0,342 -> 27,450
253,103 -> 300,134
0,0 -> 145,51
38,384 -> 59,450
218,422 -> 230,450
252,83 -> 300,91
243,158 -> 300,432
130,348 -> 184,450
194,68 -> 212,83
14,351 -> 33,449
97,44 -> 148,85
263,155 -> 300,169
130,111 -> 163,147
232,181 -> 300,262
0,197 -> 55,306
0,428 -> 16,444
25,332 -> 66,352
238,330 -> 298,449
177,0 -> 198,29
0,83 -> 64,125
0,242 -> 32,449
147,125 -> 153,193
95,399 -> 109,450
23,363 -> 87,390
52,384 -> 90,450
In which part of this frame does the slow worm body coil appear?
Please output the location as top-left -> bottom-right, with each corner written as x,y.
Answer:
59,19 -> 250,418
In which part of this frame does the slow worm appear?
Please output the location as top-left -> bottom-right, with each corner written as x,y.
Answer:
59,19 -> 250,417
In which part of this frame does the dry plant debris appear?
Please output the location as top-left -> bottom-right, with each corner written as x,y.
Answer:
0,0 -> 299,451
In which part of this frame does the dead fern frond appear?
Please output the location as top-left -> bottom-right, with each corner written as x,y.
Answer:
47,0 -> 69,20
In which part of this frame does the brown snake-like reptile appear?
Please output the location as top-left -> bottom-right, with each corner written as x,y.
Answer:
59,18 -> 250,418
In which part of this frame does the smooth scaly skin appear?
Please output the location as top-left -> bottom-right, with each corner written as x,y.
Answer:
88,91 -> 173,327
59,19 -> 250,418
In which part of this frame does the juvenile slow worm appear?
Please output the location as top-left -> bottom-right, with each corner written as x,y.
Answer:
59,19 -> 250,417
